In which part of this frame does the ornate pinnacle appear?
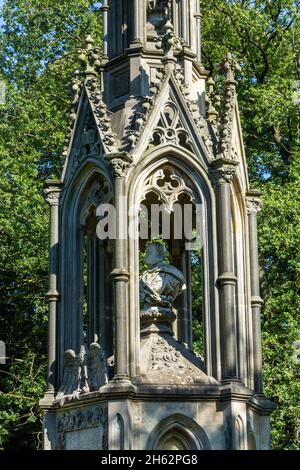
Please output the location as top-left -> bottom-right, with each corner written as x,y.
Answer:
77,35 -> 102,77
206,76 -> 220,124
156,19 -> 183,62
221,53 -> 241,83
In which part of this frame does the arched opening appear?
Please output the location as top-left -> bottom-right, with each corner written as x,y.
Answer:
157,430 -> 194,451
78,174 -> 114,358
59,167 -> 114,384
147,413 -> 211,450
138,164 -> 205,356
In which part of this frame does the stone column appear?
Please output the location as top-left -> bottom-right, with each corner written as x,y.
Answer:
101,1 -> 109,61
181,0 -> 187,43
133,0 -> 139,41
44,180 -> 62,396
107,154 -> 132,383
212,159 -> 239,381
195,0 -> 202,64
246,191 -> 264,394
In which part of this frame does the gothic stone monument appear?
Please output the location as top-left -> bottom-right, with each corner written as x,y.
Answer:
39,0 -> 275,450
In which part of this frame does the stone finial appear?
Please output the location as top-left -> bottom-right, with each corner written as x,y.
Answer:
77,35 -> 102,77
221,52 -> 241,83
206,76 -> 220,125
217,53 -> 241,160
156,19 -> 184,65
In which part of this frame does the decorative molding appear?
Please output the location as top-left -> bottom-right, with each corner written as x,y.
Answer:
126,70 -> 165,152
62,70 -> 83,160
56,405 -> 108,450
147,100 -> 194,152
80,174 -> 113,226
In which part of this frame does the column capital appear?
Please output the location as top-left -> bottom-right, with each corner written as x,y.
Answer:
106,153 -> 133,178
44,180 -> 63,206
246,191 -> 262,215
210,158 -> 239,185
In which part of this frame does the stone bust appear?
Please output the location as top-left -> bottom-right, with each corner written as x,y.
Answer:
140,242 -> 186,316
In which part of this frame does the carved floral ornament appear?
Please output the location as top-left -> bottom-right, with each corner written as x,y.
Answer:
44,184 -> 62,206
246,197 -> 262,215
140,166 -> 196,213
211,162 -> 238,186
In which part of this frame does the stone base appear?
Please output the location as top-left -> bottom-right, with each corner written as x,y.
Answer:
41,382 -> 275,450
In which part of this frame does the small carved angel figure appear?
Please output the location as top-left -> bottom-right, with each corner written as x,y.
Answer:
78,344 -> 90,394
56,349 -> 80,400
88,342 -> 108,391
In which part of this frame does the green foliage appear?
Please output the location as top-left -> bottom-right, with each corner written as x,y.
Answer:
0,0 -> 102,450
202,0 -> 300,449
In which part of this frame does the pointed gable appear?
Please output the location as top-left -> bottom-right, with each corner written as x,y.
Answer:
128,72 -> 216,169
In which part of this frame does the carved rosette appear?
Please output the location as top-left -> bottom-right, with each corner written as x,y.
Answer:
56,406 -> 108,450
44,182 -> 62,206
246,197 -> 262,215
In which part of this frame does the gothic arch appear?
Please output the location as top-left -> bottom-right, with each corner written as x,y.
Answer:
58,161 -> 113,382
127,146 -> 220,380
235,415 -> 246,450
146,414 -> 211,450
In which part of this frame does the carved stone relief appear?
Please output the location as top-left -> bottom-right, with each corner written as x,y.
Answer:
56,405 -> 108,450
